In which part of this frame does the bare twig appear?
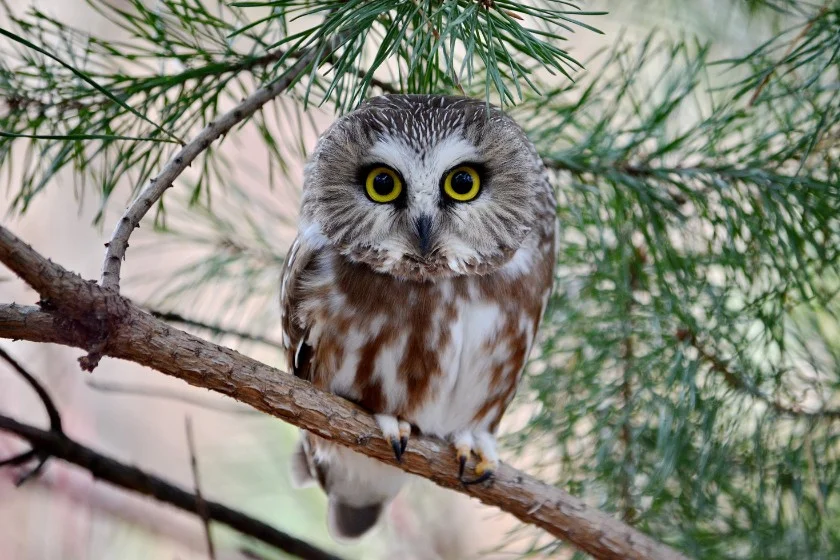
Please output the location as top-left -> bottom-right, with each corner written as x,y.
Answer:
185,417 -> 216,560
0,346 -> 63,484
676,328 -> 840,419
149,309 -> 284,350
0,448 -> 35,467
618,245 -> 644,524
100,36 -> 342,293
86,379 -> 260,415
0,223 -> 688,560
0,347 -> 62,431
1,47 -> 397,118
0,414 -> 342,560
748,3 -> 830,107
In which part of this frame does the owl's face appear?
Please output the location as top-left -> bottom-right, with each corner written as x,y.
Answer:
299,95 -> 546,281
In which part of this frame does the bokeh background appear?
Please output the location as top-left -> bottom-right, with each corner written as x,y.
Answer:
2,1 -> 837,559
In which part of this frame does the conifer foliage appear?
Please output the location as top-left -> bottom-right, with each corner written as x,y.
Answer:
1,0 -> 838,558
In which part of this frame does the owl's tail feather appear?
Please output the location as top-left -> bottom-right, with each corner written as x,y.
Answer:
290,433 -> 406,540
328,500 -> 383,540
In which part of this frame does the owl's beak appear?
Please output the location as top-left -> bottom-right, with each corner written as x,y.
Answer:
413,215 -> 435,257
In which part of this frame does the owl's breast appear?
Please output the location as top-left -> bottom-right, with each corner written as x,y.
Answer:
297,236 -> 553,438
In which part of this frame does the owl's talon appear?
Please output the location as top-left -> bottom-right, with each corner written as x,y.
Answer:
390,437 -> 404,463
452,431 -> 498,485
461,469 -> 494,486
398,420 -> 411,455
376,414 -> 411,464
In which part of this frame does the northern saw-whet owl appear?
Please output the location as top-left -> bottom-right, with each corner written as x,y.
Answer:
280,94 -> 556,539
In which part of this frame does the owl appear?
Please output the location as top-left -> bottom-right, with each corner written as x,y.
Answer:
280,94 -> 556,540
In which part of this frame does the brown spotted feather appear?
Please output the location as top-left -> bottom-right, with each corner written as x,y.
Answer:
280,94 -> 556,540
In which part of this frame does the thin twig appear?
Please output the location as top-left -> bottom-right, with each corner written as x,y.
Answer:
185,416 -> 216,560
0,347 -> 62,432
241,549 -> 271,560
618,245 -> 644,524
149,309 -> 284,350
0,415 -> 343,560
0,346 -> 64,483
0,448 -> 35,467
748,3 -> 830,107
86,379 -> 260,415
677,328 -> 840,419
1,48 -> 397,117
100,35 -> 343,292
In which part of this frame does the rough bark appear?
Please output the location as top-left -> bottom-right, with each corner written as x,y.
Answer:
0,224 -> 687,560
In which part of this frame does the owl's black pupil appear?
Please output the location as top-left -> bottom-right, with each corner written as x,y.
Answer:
451,171 -> 474,195
373,173 -> 395,196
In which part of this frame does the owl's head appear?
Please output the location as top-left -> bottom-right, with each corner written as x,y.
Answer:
299,94 -> 547,280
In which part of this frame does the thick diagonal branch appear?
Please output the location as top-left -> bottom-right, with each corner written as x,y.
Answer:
0,224 -> 688,560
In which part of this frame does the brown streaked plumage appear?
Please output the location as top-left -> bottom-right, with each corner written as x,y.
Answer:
280,94 -> 556,540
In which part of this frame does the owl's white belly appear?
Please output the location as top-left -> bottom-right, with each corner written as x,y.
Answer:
324,276 -> 534,439
411,297 -> 507,436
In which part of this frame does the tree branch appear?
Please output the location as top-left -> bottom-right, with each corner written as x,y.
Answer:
0,414 -> 343,560
0,223 -> 684,560
185,416 -> 216,560
747,2 -> 830,107
676,328 -> 840,420
0,346 -> 63,483
149,309 -> 284,350
99,35 -> 342,293
0,340 -> 340,560
0,223 -> 688,560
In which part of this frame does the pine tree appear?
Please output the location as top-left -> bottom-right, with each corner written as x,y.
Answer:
1,0 -> 838,558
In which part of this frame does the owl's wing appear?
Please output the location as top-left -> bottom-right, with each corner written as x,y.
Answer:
279,234 -> 319,382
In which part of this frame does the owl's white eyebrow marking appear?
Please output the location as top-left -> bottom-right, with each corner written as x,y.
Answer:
368,135 -> 479,173
433,135 -> 480,168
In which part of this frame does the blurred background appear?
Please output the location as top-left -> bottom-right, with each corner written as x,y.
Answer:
1,0 -> 838,559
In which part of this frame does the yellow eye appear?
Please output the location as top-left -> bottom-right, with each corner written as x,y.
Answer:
365,166 -> 402,203
443,166 -> 481,202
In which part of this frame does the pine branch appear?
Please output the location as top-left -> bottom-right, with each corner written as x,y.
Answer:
85,379 -> 261,415
0,223 -> 688,560
100,32 -> 343,292
230,0 -> 602,108
747,1 -> 832,106
676,328 -> 840,419
148,309 -> 284,350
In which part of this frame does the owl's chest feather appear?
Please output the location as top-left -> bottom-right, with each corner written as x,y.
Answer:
300,252 -> 547,437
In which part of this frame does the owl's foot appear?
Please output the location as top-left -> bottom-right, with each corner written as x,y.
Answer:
452,431 -> 499,486
375,414 -> 411,463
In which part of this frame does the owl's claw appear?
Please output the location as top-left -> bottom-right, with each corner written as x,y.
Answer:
462,470 -> 494,486
458,454 -> 467,479
390,437 -> 403,463
453,431 -> 498,486
375,414 -> 412,463
463,456 -> 498,485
